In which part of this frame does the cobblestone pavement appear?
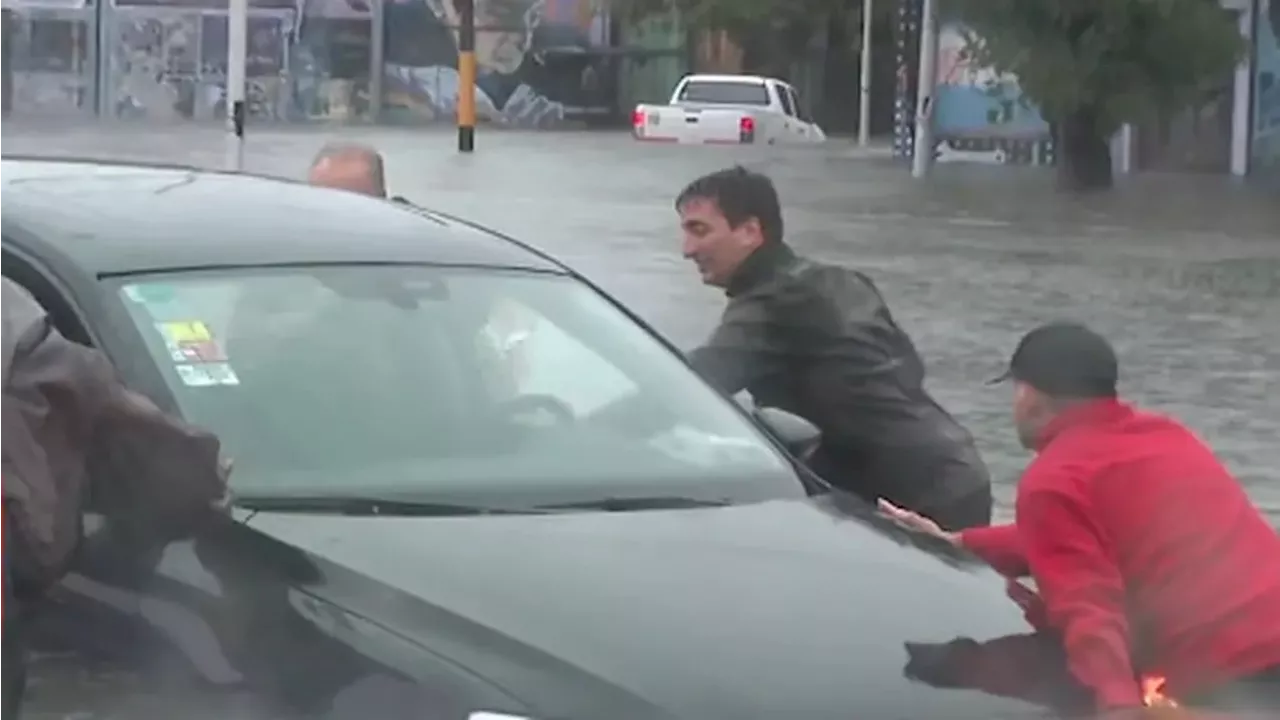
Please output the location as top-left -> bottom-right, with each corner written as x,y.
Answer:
5,122 -> 1279,718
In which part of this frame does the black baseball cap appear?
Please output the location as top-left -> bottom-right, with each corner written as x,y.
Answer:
987,322 -> 1119,397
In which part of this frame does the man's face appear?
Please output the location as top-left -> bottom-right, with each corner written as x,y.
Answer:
1012,381 -> 1049,450
308,156 -> 384,198
441,0 -> 535,75
678,197 -> 764,287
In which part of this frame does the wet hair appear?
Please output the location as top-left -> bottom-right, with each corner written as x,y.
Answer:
309,142 -> 387,197
675,166 -> 784,245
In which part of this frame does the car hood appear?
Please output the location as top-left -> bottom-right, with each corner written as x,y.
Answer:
246,495 -> 1059,720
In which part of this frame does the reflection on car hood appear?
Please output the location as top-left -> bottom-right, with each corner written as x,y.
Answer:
247,495 -> 1052,720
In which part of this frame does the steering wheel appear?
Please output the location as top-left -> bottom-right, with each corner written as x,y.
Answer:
496,394 -> 576,427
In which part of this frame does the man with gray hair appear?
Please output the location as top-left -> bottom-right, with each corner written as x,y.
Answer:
307,142 -> 387,198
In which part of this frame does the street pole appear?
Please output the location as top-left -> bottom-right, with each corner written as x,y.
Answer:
225,0 -> 247,171
910,0 -> 938,178
457,0 -> 476,152
858,0 -> 873,147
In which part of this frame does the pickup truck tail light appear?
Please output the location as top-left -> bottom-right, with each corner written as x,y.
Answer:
632,108 -> 644,134
739,116 -> 755,143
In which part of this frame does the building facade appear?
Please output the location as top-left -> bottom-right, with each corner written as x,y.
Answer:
0,0 -> 625,127
893,0 -> 1274,181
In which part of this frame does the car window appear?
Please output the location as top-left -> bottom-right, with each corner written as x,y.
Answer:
677,80 -> 770,106
790,88 -> 811,122
488,298 -> 637,416
109,266 -> 800,506
775,84 -> 796,116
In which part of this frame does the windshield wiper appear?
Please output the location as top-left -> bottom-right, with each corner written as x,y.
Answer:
234,495 -> 539,517
537,496 -> 732,513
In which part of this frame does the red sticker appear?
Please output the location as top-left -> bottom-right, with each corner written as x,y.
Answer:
179,340 -> 227,363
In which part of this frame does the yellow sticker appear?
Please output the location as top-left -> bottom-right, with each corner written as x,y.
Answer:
158,321 -> 212,344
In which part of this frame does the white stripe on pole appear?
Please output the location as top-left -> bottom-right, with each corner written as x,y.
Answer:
226,0 -> 248,171
910,0 -> 938,178
858,0 -> 873,147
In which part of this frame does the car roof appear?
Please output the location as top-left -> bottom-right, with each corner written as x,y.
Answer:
0,157 -> 566,277
683,74 -> 774,85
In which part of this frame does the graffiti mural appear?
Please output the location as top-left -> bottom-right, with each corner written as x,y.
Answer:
290,0 -> 375,120
106,0 -> 375,122
892,0 -> 1054,166
933,21 -> 1053,165
108,0 -> 297,120
382,0 -> 610,126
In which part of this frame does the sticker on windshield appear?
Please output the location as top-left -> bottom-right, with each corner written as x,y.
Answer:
175,362 -> 239,387
157,320 -> 212,344
156,321 -> 227,363
158,320 -> 238,386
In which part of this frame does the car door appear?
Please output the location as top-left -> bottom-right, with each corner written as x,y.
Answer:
786,85 -> 817,141
1,249 -> 494,719
770,80 -> 799,143
783,86 -> 814,140
1,249 -> 274,714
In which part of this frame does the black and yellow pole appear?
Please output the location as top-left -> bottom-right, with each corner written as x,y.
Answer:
457,0 -> 476,152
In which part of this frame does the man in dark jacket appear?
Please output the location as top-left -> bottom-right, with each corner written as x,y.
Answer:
2,278 -> 230,717
676,166 -> 992,530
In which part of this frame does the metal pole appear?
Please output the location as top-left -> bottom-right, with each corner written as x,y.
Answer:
369,0 -> 385,122
457,0 -> 476,152
858,0 -> 873,147
225,0 -> 247,171
910,0 -> 938,178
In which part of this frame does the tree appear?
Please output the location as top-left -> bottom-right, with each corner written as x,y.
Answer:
946,0 -> 1245,191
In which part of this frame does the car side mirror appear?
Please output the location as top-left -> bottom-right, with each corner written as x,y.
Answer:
754,406 -> 821,460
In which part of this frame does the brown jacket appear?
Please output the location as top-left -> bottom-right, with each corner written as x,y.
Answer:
2,278 -> 227,591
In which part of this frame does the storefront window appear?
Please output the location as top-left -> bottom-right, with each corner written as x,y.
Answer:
23,18 -> 87,72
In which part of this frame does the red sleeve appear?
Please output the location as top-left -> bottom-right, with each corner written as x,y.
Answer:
958,524 -> 1029,577
1018,485 -> 1141,709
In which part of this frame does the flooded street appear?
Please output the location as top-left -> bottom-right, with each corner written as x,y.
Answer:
4,124 -> 1279,719
7,124 -> 1277,521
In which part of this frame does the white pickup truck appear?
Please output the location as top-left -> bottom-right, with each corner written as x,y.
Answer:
632,74 -> 827,146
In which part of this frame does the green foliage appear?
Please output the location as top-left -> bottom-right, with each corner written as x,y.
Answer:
945,0 -> 1245,134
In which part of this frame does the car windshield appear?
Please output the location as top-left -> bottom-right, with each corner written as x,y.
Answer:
677,80 -> 770,106
110,266 -> 803,508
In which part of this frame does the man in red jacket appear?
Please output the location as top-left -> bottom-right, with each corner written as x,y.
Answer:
881,322 -> 1280,713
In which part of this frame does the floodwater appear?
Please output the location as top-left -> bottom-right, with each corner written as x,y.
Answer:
3,123 -> 1279,718
6,123 -> 1277,521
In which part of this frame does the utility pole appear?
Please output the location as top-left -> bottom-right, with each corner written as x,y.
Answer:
225,0 -> 247,171
457,0 -> 476,152
910,0 -> 939,178
858,0 -> 873,147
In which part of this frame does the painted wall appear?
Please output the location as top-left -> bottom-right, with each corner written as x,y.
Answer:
932,21 -> 1053,165
1254,0 -> 1280,175
107,0 -> 376,122
893,0 -> 1053,165
381,0 -> 612,127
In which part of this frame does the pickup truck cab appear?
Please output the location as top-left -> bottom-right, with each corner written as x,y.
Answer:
632,74 -> 827,146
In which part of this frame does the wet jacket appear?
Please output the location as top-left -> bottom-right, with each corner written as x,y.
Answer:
959,399 -> 1280,708
1,278 -> 227,593
687,242 -> 990,516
